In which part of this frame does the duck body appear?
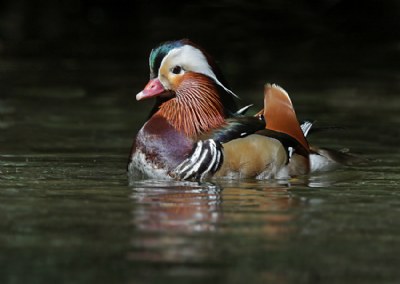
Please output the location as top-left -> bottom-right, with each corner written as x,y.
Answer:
130,124 -> 290,180
215,134 -> 288,179
128,39 -> 344,181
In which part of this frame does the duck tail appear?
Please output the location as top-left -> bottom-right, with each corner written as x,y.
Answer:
300,121 -> 365,172
309,146 -> 365,172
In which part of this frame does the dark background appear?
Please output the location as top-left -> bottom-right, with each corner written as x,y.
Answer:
0,0 -> 399,97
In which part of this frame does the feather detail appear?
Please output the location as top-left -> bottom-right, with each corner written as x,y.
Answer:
157,72 -> 226,138
208,117 -> 265,143
235,104 -> 253,115
257,84 -> 310,157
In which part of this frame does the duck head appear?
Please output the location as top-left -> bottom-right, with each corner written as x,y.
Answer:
136,39 -> 238,137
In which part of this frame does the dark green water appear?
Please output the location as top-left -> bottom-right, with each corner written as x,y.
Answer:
1,52 -> 400,284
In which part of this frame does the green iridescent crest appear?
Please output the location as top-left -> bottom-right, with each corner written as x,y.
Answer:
149,40 -> 185,78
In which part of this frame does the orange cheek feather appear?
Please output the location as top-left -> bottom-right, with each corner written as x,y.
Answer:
159,62 -> 184,90
168,74 -> 184,90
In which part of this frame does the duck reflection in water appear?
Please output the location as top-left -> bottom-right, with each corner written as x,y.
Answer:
131,180 -> 222,232
128,180 -> 306,265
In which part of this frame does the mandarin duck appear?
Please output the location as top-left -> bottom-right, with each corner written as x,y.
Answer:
128,39 -> 349,181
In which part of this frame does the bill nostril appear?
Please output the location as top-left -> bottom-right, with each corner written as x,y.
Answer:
142,78 -> 164,96
146,83 -> 155,90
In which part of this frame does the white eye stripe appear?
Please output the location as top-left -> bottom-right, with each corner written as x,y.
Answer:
159,45 -> 239,98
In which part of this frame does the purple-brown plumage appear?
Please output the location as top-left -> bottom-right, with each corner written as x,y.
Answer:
130,115 -> 193,178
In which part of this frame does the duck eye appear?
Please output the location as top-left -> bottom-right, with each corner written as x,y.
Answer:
171,65 -> 183,74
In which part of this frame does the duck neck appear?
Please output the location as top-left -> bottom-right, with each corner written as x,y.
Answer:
156,73 -> 228,138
